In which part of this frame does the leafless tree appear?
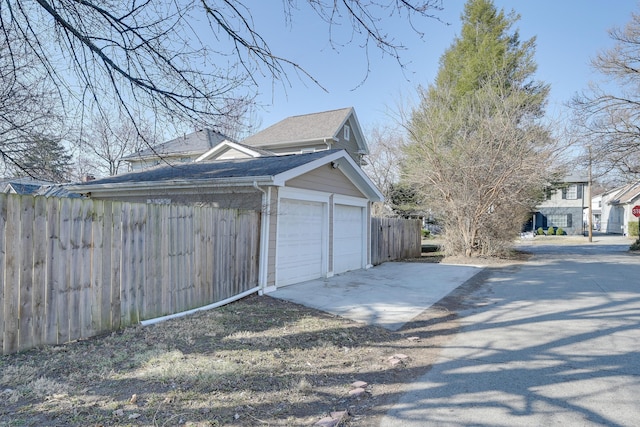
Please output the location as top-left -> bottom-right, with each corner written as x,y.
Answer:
76,114 -> 157,177
571,10 -> 640,179
0,29 -> 63,177
363,124 -> 405,216
0,1 -> 444,133
404,83 -> 560,257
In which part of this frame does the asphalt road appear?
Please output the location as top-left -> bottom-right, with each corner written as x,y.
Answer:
383,235 -> 640,426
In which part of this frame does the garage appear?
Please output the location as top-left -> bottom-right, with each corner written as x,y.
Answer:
333,203 -> 366,274
276,197 -> 326,286
70,144 -> 384,294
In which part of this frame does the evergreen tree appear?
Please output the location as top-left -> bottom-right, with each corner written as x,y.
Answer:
402,0 -> 556,257
20,136 -> 73,183
434,0 -> 547,108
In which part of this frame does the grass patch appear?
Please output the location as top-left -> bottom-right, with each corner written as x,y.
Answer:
0,294 -> 461,426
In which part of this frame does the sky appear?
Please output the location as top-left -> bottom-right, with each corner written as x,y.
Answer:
247,1 -> 640,133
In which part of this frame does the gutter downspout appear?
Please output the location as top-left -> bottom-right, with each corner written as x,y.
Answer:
253,181 -> 271,294
323,137 -> 338,150
141,286 -> 259,326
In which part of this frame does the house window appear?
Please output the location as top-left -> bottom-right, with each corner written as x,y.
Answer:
566,184 -> 578,199
545,188 -> 552,200
547,214 -> 572,228
343,125 -> 350,140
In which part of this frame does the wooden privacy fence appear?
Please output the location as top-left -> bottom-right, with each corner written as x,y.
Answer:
371,217 -> 422,265
0,193 -> 260,355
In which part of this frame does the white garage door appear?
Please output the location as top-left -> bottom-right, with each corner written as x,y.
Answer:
277,198 -> 325,286
333,204 -> 365,274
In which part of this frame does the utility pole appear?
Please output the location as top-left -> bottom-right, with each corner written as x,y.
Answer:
588,145 -> 593,243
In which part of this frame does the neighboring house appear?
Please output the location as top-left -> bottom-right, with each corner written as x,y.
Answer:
238,107 -> 369,165
588,187 -> 623,233
121,128 -> 233,172
118,107 -> 369,172
0,177 -> 53,195
596,181 -> 640,235
530,172 -> 589,235
68,149 -> 384,290
589,192 -> 603,231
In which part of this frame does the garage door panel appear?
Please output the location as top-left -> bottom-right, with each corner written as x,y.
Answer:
277,199 -> 324,286
334,204 -> 364,274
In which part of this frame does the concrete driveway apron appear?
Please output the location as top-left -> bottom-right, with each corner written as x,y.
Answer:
383,236 -> 640,426
271,261 -> 483,331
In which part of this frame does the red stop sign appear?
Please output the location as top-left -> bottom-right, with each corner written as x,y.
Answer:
633,205 -> 640,218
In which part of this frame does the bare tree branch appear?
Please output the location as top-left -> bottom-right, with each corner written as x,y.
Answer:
0,0 -> 444,174
571,10 -> 640,179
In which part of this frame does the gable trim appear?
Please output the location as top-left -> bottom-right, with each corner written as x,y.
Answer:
272,151 -> 383,202
195,140 -> 266,162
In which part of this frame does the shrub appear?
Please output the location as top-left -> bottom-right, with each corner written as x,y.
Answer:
556,227 -> 564,236
628,221 -> 639,237
630,239 -> 640,251
536,227 -> 545,235
547,226 -> 555,235
422,229 -> 431,238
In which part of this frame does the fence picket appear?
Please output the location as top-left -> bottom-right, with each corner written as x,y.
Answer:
110,202 -> 122,330
91,201 -> 104,333
55,198 -> 71,344
18,196 -> 35,351
160,204 -> 171,316
68,199 -> 83,342
79,199 -> 94,338
32,197 -> 47,347
203,207 -> 213,303
45,198 -> 59,345
100,201 -> 114,330
0,194 -> 6,352
132,203 -> 145,323
3,195 -> 20,354
144,203 -> 159,319
120,203 -> 133,326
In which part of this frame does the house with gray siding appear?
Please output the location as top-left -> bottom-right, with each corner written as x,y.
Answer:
236,107 -> 368,165
121,129 -> 233,172
530,173 -> 589,235
119,107 -> 369,171
595,181 -> 640,235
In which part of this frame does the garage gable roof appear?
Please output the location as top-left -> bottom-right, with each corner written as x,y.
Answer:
69,150 -> 383,202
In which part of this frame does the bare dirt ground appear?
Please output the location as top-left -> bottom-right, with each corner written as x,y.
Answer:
0,252 -> 517,427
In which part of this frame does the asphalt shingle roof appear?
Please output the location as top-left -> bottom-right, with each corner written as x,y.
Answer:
122,129 -> 232,160
35,185 -> 83,198
77,150 -> 341,186
610,182 -> 640,204
5,182 -> 42,195
242,108 -> 352,147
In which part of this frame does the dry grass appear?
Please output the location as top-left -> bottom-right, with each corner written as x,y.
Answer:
0,290 -> 467,426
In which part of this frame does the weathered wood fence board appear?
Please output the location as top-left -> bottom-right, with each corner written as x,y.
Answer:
0,193 -> 260,355
371,217 -> 422,265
